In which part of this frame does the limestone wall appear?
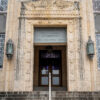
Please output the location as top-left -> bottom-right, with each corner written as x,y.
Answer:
0,0 -> 98,92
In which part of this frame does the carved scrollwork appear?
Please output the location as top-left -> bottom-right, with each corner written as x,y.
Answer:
23,0 -> 79,10
20,0 -> 80,18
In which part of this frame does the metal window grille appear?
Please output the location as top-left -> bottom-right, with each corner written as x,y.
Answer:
93,0 -> 100,11
0,33 -> 5,68
0,0 -> 8,11
96,34 -> 100,69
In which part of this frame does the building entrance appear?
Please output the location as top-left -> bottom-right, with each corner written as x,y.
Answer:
34,46 -> 67,90
39,50 -> 61,86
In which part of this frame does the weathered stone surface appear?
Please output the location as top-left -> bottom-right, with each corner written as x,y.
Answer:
0,0 -> 98,92
0,92 -> 100,100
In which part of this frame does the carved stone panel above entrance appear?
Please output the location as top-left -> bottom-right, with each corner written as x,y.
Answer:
20,0 -> 80,18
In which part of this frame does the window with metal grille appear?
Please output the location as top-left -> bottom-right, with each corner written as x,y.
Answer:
95,14 -> 100,69
0,33 -> 5,68
93,0 -> 100,11
0,0 -> 8,11
96,34 -> 100,69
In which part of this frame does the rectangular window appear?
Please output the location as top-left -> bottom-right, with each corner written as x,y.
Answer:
0,0 -> 8,11
93,0 -> 100,11
34,27 -> 67,43
0,33 -> 5,68
96,33 -> 100,69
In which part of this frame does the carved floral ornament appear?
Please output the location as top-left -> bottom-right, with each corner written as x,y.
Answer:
20,0 -> 80,18
22,0 -> 80,10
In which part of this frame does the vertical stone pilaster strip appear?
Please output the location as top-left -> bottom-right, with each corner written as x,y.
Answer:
67,19 -> 76,90
78,18 -> 85,80
16,2 -> 25,80
24,21 -> 34,91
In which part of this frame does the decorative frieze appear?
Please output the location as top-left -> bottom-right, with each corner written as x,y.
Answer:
20,0 -> 80,18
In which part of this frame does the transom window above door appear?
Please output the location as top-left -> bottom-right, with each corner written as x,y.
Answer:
34,27 -> 67,43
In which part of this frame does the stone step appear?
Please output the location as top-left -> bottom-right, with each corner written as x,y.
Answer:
0,92 -> 100,100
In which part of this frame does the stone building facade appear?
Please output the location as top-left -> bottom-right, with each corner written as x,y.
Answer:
0,0 -> 100,99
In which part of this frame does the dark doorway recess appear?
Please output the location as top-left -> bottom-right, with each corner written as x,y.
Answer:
34,46 -> 67,91
39,50 -> 62,86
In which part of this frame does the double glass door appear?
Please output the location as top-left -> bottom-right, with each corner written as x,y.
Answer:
39,50 -> 61,86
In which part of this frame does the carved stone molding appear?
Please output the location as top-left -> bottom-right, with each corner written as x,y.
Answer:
24,0 -> 75,9
20,0 -> 80,18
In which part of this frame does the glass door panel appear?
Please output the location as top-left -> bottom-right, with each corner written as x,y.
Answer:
41,77 -> 48,85
52,77 -> 60,85
52,66 -> 59,75
39,50 -> 61,86
41,66 -> 49,75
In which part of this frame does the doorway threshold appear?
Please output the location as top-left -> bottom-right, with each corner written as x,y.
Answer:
34,87 -> 67,91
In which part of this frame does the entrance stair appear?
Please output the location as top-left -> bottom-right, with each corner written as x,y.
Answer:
0,91 -> 100,100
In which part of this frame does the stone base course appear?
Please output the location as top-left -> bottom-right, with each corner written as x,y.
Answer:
0,92 -> 100,100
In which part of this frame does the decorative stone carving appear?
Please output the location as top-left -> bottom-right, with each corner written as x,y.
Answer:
20,0 -> 80,18
74,1 -> 80,10
54,0 -> 73,9
24,0 -> 75,9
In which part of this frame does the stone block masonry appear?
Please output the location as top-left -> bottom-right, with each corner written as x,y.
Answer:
0,92 -> 100,100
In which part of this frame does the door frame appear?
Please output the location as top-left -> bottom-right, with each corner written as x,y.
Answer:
34,45 -> 67,89
39,50 -> 62,87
